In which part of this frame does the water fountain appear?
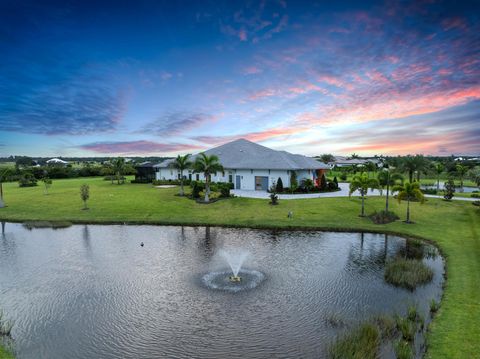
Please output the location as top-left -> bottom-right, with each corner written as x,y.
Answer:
202,249 -> 265,292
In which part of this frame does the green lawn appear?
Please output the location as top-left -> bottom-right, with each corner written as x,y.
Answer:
0,177 -> 479,358
0,346 -> 14,359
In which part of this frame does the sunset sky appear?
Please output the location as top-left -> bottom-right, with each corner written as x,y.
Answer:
0,0 -> 479,157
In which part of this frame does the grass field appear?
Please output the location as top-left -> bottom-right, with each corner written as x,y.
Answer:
0,176 -> 479,358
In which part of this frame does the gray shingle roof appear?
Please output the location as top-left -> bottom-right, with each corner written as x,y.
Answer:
155,139 -> 329,170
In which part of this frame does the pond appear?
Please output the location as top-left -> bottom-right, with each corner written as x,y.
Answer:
0,223 -> 444,359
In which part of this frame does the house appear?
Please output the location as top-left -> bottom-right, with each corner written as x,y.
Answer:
46,158 -> 69,166
329,156 -> 382,168
154,139 -> 329,190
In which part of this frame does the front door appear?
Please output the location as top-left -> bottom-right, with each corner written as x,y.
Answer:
236,175 -> 241,189
255,176 -> 268,191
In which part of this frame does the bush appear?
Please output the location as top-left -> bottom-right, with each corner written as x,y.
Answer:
319,173 -> 327,190
327,180 -> 337,190
191,181 -> 204,199
472,201 -> 480,207
395,315 -> 416,342
276,177 -> 284,192
302,178 -> 314,193
18,172 -> 37,187
369,210 -> 399,224
339,173 -> 347,181
444,179 -> 455,200
333,176 -> 339,188
329,323 -> 380,359
421,188 -> 438,195
471,193 -> 480,198
384,258 -> 433,290
218,183 -> 231,198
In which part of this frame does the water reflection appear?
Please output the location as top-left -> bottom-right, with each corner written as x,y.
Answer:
0,223 -> 444,359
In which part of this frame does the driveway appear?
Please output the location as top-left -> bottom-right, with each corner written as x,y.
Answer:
232,182 -> 478,202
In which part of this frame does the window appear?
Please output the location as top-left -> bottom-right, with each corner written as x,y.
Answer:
177,173 -> 181,179
196,174 -> 199,181
222,171 -> 225,177
229,174 -> 233,183
268,169 -> 271,174
251,169 -> 253,174
188,174 -> 192,181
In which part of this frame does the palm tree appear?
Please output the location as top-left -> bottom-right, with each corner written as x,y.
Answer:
434,163 -> 444,192
171,154 -> 192,196
349,173 -> 380,217
0,168 -> 12,208
111,157 -> 126,185
400,155 -> 426,182
456,164 -> 468,193
193,153 -> 223,202
319,153 -> 335,164
392,182 -> 424,223
377,169 -> 403,212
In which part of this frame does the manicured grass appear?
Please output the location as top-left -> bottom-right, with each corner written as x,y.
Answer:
0,346 -> 14,359
0,177 -> 479,358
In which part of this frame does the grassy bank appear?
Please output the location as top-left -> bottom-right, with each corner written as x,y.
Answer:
0,177 -> 479,358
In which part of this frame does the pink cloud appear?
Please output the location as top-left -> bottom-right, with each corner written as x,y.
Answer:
242,66 -> 262,75
238,28 -> 248,41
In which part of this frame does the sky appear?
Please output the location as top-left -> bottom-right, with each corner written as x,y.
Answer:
0,0 -> 479,158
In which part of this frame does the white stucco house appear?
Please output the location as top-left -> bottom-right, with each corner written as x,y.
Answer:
154,139 -> 329,191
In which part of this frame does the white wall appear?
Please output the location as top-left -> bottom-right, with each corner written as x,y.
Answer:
155,167 -> 315,191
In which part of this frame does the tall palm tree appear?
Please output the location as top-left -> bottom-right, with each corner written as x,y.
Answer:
171,154 -> 192,196
111,157 -> 126,184
456,164 -> 468,193
349,173 -> 380,217
193,153 -> 223,202
377,169 -> 403,212
392,182 -> 424,223
434,163 -> 444,192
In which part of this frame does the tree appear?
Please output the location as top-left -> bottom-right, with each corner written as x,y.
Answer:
319,153 -> 335,164
302,178 -> 314,193
290,171 -> 298,193
468,167 -> 480,188
349,173 -> 380,217
400,155 -> 426,182
171,154 -> 192,196
80,184 -> 90,210
392,182 -> 424,223
42,177 -> 52,195
276,177 -> 284,192
456,164 -> 468,192
377,170 -> 403,212
111,157 -> 126,185
350,153 -> 360,159
319,173 -> 327,190
269,181 -> 279,205
193,153 -> 223,202
364,161 -> 377,177
15,156 -> 34,170
434,163 -> 444,192
444,179 -> 455,200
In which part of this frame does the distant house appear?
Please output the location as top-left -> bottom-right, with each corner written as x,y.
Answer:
46,158 -> 68,166
329,156 -> 382,168
154,139 -> 329,191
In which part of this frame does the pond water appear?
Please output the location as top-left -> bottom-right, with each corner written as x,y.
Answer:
0,223 -> 444,359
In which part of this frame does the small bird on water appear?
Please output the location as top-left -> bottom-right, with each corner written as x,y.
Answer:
140,242 -> 144,247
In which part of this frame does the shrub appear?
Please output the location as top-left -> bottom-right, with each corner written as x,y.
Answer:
191,181 -> 204,199
269,181 -> 279,205
302,178 -> 314,193
80,184 -> 90,210
369,210 -> 399,224
421,188 -> 438,195
471,193 -> 480,198
394,339 -> 413,359
319,173 -> 327,190
276,177 -> 284,192
374,315 -> 397,339
18,172 -> 37,187
218,183 -> 231,198
333,176 -> 339,188
384,258 -> 433,290
444,179 -> 455,200
329,323 -> 380,359
472,201 -> 480,207
339,173 -> 347,181
327,180 -> 337,190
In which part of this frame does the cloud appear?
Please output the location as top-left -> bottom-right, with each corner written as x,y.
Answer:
191,126 -> 307,146
242,66 -> 262,75
78,140 -> 203,155
140,112 -> 216,136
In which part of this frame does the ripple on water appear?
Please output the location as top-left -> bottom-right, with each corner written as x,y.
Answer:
202,269 -> 265,293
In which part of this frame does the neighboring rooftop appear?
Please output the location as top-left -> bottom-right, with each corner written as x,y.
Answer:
155,139 -> 329,170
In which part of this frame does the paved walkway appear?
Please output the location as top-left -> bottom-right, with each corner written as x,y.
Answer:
232,182 -> 478,202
